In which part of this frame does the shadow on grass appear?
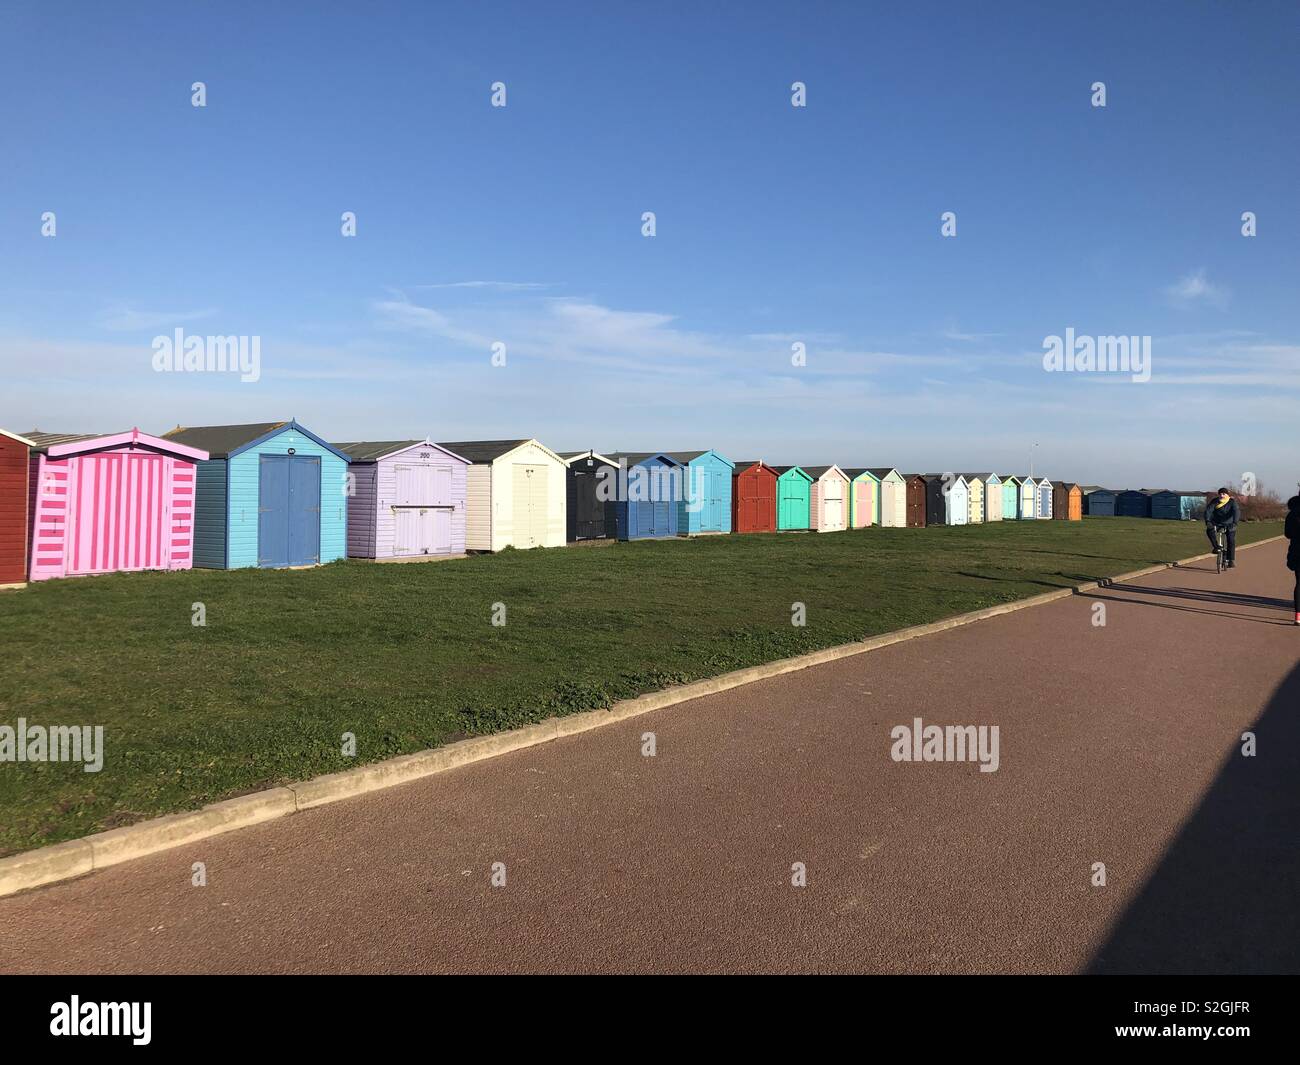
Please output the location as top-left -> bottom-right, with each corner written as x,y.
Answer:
1087,662 -> 1300,973
955,571 -> 1071,591
1008,547 -> 1162,565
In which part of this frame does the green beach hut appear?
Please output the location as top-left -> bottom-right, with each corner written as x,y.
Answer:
772,465 -> 813,530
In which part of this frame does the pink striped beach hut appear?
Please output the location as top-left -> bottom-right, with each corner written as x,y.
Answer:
24,428 -> 209,581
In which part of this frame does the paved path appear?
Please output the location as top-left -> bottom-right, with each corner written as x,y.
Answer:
2,541 -> 1297,974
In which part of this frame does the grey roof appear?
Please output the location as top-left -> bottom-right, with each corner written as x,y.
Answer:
803,465 -> 844,478
842,467 -> 868,478
332,440 -> 424,462
866,467 -> 898,478
603,451 -> 682,466
732,460 -> 765,474
163,422 -> 288,457
23,431 -> 103,449
772,465 -> 810,477
434,439 -> 531,464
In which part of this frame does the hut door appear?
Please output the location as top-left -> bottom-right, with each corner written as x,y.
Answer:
260,454 -> 320,567
394,507 -> 451,555
823,480 -> 844,529
704,467 -> 723,531
573,469 -> 604,539
258,455 -> 290,567
778,481 -> 800,528
859,482 -> 874,526
287,457 -> 321,564
740,477 -> 761,531
907,483 -> 925,526
431,508 -> 452,552
511,464 -> 548,547
68,452 -> 168,575
395,463 -> 443,506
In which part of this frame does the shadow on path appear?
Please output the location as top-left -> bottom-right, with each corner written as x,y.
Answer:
1078,591 -> 1293,627
1086,663 -> 1300,973
1124,585 -> 1292,611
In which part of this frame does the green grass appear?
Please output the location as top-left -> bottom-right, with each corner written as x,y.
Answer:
0,517 -> 1282,856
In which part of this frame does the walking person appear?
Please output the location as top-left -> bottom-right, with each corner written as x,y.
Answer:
1286,495 -> 1300,625
1205,487 -> 1240,568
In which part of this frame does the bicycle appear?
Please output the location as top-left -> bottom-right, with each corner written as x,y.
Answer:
1211,524 -> 1228,574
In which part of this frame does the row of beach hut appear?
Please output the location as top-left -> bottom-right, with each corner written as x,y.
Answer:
1079,487 -> 1213,520
1,421 -> 1178,590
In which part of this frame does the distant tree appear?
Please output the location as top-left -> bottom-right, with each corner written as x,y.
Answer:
1236,482 -> 1286,521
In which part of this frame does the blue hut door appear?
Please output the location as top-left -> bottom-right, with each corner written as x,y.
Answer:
652,499 -> 670,535
701,467 -> 720,531
259,454 -> 321,567
288,456 -> 321,565
258,455 -> 290,568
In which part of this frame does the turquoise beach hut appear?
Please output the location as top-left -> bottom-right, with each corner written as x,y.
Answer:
668,449 -> 735,535
772,466 -> 813,530
1000,476 -> 1021,519
164,420 -> 351,569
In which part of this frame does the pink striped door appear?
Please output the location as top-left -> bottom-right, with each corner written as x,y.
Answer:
68,453 -> 170,575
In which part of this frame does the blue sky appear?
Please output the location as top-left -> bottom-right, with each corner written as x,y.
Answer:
1,0 -> 1297,491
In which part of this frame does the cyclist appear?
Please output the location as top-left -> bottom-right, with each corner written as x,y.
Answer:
1205,487 -> 1239,568
1287,495 -> 1300,625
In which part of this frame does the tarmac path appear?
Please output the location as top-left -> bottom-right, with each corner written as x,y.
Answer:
2,540 -> 1296,974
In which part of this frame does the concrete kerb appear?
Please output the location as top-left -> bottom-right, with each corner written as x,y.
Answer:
0,534 -> 1283,899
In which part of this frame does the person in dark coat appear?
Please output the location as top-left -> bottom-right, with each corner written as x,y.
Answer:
1286,495 -> 1300,625
1205,487 -> 1240,567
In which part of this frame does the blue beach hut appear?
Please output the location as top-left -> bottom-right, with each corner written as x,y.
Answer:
668,450 -> 735,535
164,421 -> 351,568
604,453 -> 684,540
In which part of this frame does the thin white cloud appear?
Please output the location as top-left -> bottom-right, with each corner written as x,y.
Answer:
96,305 -> 219,331
411,281 -> 556,291
747,331 -> 841,344
370,299 -> 495,348
1164,269 -> 1229,309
